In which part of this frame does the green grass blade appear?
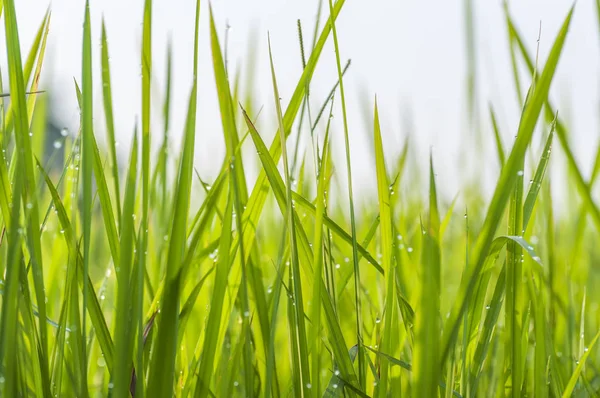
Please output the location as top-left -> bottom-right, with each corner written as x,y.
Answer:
372,100 -> 395,396
3,0 -> 50,384
100,18 -> 122,224
268,34 -> 311,395
441,6 -> 574,365
194,190 -> 234,398
327,0 -> 365,387
413,153 -> 441,397
523,123 -> 554,229
562,329 -> 600,397
111,129 -> 138,397
489,105 -> 505,167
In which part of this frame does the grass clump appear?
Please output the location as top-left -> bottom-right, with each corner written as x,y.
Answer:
0,1 -> 598,397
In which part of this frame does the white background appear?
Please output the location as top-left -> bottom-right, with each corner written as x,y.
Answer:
2,0 -> 598,203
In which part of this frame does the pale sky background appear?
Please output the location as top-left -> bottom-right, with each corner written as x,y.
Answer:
2,0 -> 599,204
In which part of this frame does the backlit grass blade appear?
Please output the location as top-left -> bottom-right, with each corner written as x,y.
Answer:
36,157 -> 115,375
111,129 -> 138,397
3,0 -> 50,379
0,152 -> 24,397
371,99 -> 395,396
489,105 -> 505,167
508,14 -> 600,235
441,6 -> 574,366
413,153 -> 441,398
562,329 -> 600,397
146,0 -> 200,394
209,6 -> 248,203
523,124 -> 554,229
327,0 -> 365,387
213,4 -> 347,382
3,8 -> 48,134
309,108 -> 332,396
80,3 -> 94,388
73,78 -> 120,268
100,18 -> 122,224
241,109 -> 360,391
194,190 -> 234,398
268,35 -> 311,396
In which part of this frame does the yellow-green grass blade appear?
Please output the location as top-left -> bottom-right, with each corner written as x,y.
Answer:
25,11 -> 50,126
100,18 -> 122,225
309,108 -> 332,396
73,78 -> 120,270
242,109 -> 359,391
111,130 -> 139,397
508,14 -> 600,236
80,5 -> 94,392
209,6 -> 248,204
194,190 -> 234,398
489,105 -> 505,167
413,154 -> 441,398
562,329 -> 600,397
138,2 -> 152,394
440,6 -> 573,365
268,35 -> 311,395
3,7 -> 48,134
3,0 -> 50,378
523,125 -> 554,231
36,157 -> 115,375
291,193 -> 383,274
209,3 -> 346,383
327,0 -> 365,387
0,152 -> 24,397
147,0 -> 200,394
371,100 -> 395,396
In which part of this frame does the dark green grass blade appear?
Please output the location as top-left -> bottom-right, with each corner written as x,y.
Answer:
440,6 -> 574,366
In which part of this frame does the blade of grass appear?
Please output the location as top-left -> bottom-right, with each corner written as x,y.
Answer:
100,18 -> 122,225
111,129 -> 138,397
440,6 -> 574,366
327,0 -> 365,387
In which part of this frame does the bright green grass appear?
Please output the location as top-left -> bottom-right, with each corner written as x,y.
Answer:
0,0 -> 598,397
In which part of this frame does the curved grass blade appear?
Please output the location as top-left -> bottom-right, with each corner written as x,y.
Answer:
440,6 -> 574,366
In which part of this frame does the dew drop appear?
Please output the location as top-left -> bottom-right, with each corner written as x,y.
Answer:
53,140 -> 63,149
